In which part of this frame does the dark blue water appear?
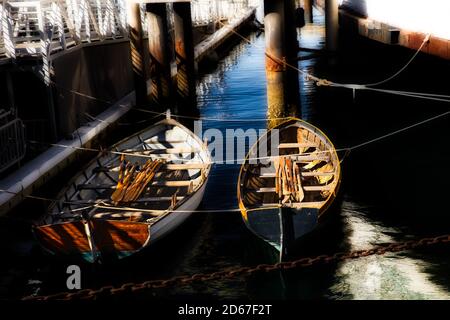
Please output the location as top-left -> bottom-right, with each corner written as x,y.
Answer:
190,18 -> 450,299
1,9 -> 450,300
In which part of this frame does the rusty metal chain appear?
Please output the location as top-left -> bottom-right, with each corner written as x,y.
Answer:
22,234 -> 450,301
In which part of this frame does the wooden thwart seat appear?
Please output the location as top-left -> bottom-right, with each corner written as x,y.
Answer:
291,154 -> 330,162
163,163 -> 209,170
277,142 -> 317,149
257,185 -> 334,193
150,180 -> 194,187
261,201 -> 326,209
144,139 -> 187,144
260,171 -> 335,178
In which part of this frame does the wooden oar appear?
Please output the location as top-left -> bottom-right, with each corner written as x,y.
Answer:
292,159 -> 298,196
111,162 -> 136,203
113,159 -> 164,203
281,157 -> 291,203
294,163 -> 305,202
123,161 -> 152,202
297,128 -> 305,154
132,160 -> 163,201
274,157 -> 280,196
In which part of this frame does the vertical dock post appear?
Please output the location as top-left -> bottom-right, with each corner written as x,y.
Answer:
146,3 -> 176,106
127,2 -> 148,106
325,0 -> 339,52
45,85 -> 58,142
264,0 -> 300,128
6,70 -> 15,110
42,22 -> 59,142
304,0 -> 313,24
173,1 -> 196,106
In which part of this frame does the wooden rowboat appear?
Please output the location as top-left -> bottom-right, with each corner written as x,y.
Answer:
34,112 -> 212,263
237,118 -> 341,261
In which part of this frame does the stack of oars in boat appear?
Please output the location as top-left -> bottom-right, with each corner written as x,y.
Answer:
275,157 -> 304,204
111,156 -> 164,204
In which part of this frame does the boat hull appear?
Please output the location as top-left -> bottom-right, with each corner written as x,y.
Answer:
244,206 -> 319,259
34,116 -> 212,263
149,176 -> 209,244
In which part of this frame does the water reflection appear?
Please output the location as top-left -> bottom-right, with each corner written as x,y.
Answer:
330,200 -> 450,300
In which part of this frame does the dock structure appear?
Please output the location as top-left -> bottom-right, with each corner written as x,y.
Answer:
0,0 -> 256,216
314,0 -> 450,60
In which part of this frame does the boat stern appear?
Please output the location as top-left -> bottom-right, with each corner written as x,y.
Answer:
33,219 -> 151,263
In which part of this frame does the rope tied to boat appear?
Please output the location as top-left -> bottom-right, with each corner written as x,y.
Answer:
21,234 -> 450,301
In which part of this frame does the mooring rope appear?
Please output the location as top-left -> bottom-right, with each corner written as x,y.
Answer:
218,20 -> 450,105
22,103 -> 450,162
2,107 -> 448,213
346,110 -> 450,151
344,34 -> 431,88
21,17 -> 446,128
131,107 -> 293,122
22,109 -> 445,163
0,187 -> 279,215
2,15 -> 449,211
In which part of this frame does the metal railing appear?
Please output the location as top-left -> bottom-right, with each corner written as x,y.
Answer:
191,0 -> 249,26
0,0 -> 128,59
0,0 -> 254,62
0,109 -> 26,174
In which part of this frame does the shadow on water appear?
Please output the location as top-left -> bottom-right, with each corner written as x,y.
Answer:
1,8 -> 450,300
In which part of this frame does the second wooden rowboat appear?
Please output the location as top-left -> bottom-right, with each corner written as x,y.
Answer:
238,118 -> 341,261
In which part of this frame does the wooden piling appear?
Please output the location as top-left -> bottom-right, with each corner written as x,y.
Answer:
304,0 -> 313,24
325,0 -> 339,52
46,84 -> 58,142
146,3 -> 176,106
6,70 -> 15,109
173,1 -> 196,106
264,0 -> 300,129
127,2 -> 148,106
